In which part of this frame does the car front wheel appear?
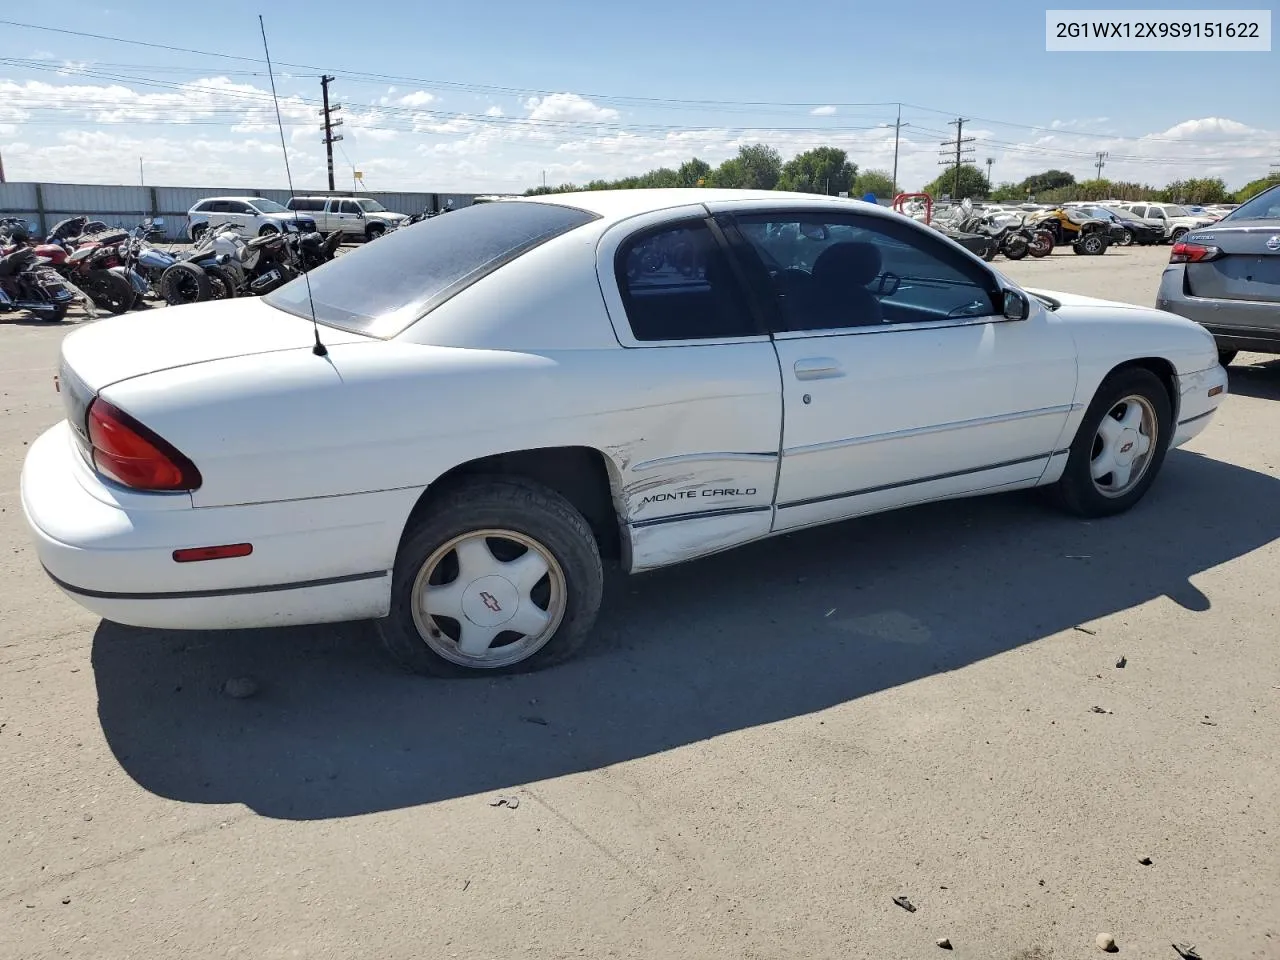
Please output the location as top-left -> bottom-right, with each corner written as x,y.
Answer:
1051,368 -> 1172,518
377,477 -> 604,677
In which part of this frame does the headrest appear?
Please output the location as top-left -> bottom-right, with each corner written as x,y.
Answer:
812,241 -> 882,286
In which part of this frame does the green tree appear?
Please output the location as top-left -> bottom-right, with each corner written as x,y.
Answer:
777,146 -> 856,194
714,144 -> 783,190
677,158 -> 712,187
1019,169 -> 1076,195
1159,178 -> 1229,204
1234,175 -> 1280,203
989,182 -> 1023,202
851,168 -> 894,199
922,164 -> 990,200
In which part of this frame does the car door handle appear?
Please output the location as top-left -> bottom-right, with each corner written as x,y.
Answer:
794,357 -> 844,380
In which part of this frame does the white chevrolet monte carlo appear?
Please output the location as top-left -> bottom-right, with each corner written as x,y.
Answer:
21,189 -> 1228,676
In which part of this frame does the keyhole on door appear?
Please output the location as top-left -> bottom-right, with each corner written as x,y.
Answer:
802,394 -> 812,405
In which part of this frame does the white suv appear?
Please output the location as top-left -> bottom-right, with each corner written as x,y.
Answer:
186,197 -> 316,241
285,196 -> 406,241
1118,202 -> 1216,243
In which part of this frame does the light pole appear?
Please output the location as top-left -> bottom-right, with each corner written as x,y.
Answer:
880,105 -> 908,197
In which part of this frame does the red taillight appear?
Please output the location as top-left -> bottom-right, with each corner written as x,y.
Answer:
1170,241 -> 1221,264
86,399 -> 202,491
173,543 -> 252,563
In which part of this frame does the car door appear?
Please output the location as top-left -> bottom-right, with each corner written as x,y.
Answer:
713,203 -> 1079,534
221,200 -> 253,234
594,206 -> 784,571
336,199 -> 364,235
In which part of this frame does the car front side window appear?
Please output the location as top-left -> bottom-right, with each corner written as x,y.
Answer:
729,211 -> 998,332
615,220 -> 757,342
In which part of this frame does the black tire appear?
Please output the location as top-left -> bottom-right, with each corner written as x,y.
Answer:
1217,348 -> 1238,367
1052,368 -> 1173,518
189,222 -> 208,243
377,477 -> 604,678
1029,230 -> 1054,257
980,239 -> 998,262
1118,228 -> 1135,246
159,261 -> 212,305
1003,236 -> 1030,260
1170,227 -> 1189,244
85,270 -> 135,314
258,223 -> 280,237
365,222 -> 386,242
205,265 -> 239,300
1075,232 -> 1107,255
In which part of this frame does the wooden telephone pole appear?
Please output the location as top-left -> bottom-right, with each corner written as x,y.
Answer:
320,75 -> 344,191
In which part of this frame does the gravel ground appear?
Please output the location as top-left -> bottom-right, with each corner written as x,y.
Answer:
1,243 -> 1278,959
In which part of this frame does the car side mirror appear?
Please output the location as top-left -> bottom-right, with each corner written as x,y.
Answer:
1002,289 -> 1030,321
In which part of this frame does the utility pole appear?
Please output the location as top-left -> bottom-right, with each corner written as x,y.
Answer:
319,75 -> 343,192
1094,150 -> 1109,180
887,103 -> 908,198
938,117 -> 975,199
1,147 -> 7,183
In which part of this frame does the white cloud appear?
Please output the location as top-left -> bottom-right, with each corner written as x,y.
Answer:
522,93 -> 619,124
397,90 -> 436,107
0,74 -> 1275,195
810,105 -> 837,116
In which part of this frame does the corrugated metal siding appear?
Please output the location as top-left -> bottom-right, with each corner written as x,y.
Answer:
1,182 -> 483,240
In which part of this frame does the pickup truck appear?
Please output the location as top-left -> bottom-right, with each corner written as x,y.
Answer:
284,196 -> 407,241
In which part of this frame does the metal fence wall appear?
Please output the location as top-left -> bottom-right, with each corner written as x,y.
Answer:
0,182 -> 492,240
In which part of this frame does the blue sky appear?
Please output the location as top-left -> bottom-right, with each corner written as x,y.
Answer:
1,0 -> 1276,192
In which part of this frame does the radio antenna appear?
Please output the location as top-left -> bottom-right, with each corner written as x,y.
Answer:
258,14 -> 327,357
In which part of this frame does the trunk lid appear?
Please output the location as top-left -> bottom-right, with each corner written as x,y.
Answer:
59,297 -> 370,392
1183,223 -> 1280,303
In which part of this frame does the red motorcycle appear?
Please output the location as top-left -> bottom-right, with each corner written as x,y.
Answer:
33,220 -> 137,314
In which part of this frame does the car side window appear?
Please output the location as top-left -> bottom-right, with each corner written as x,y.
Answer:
225,201 -> 250,215
615,220 -> 756,342
731,212 -> 998,332
338,200 -> 360,214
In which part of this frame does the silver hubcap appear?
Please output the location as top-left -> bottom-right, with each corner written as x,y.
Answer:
1090,395 -> 1157,498
411,529 -> 566,668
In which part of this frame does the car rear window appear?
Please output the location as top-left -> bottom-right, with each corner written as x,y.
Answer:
263,200 -> 599,338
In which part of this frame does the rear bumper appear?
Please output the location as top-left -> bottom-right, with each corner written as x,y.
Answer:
1156,267 -> 1280,351
1171,364 -> 1228,449
20,421 -> 422,630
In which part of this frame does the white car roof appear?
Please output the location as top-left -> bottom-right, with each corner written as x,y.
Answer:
517,188 -> 883,226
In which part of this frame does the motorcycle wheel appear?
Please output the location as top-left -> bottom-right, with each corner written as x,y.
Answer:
86,270 -> 136,315
1003,236 -> 1030,260
1029,231 -> 1054,257
981,240 -> 999,262
159,261 -> 212,305
205,265 -> 239,300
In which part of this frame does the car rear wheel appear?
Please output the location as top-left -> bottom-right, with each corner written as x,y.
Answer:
189,222 -> 208,243
377,477 -> 604,677
1051,368 -> 1172,518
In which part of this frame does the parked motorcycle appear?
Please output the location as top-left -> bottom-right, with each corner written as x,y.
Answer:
159,223 -> 243,305
0,246 -> 79,322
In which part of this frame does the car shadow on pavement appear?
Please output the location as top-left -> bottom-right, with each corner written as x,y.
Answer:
1227,359 -> 1280,401
92,449 -> 1280,820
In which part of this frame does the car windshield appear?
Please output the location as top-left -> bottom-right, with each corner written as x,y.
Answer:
356,199 -> 387,213
1222,184 -> 1280,221
1109,207 -> 1142,222
250,198 -> 288,214
1162,205 -> 1191,217
263,200 -> 598,337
